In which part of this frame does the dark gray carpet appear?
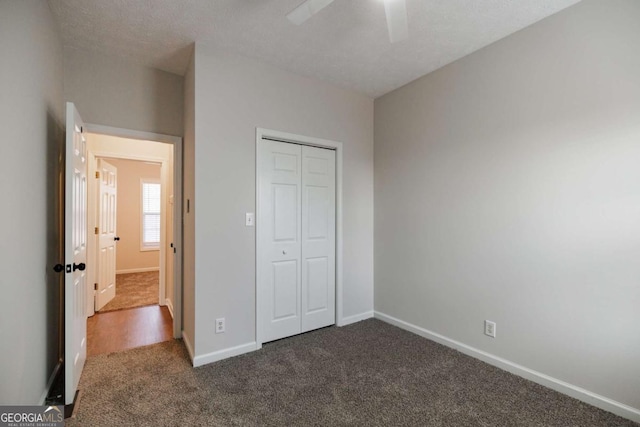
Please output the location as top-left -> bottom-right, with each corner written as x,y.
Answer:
67,319 -> 636,426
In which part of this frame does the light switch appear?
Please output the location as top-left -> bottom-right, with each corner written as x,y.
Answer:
245,213 -> 255,227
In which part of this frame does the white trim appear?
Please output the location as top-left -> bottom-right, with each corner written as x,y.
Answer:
193,342 -> 258,368
116,267 -> 160,275
40,361 -> 62,405
84,123 -> 183,339
374,311 -> 640,424
182,330 -> 194,363
339,311 -> 374,327
255,128 -> 344,347
86,151 -> 98,318
165,298 -> 174,319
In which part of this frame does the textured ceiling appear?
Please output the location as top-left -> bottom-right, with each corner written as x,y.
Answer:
48,0 -> 582,98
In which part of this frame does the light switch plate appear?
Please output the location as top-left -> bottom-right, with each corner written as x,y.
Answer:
246,213 -> 254,226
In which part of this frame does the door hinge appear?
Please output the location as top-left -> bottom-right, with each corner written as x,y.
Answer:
94,227 -> 99,235
94,283 -> 98,291
81,126 -> 83,133
95,171 -> 100,179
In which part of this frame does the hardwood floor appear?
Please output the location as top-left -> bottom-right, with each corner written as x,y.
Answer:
87,305 -> 173,356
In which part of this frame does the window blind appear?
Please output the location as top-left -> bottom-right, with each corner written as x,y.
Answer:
142,182 -> 161,246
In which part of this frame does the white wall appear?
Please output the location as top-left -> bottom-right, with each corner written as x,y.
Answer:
64,46 -> 184,136
189,46 -> 374,361
0,0 -> 64,404
374,0 -> 640,418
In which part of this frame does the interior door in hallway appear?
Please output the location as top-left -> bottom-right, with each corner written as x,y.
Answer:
95,158 -> 118,310
258,140 -> 336,344
65,102 -> 87,405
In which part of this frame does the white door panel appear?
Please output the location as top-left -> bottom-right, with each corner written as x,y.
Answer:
65,102 -> 87,405
258,140 -> 336,344
301,146 -> 335,332
273,260 -> 299,320
258,141 -> 302,342
305,256 -> 329,312
95,159 -> 117,311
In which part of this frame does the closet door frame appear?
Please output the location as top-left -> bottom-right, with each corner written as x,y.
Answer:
255,128 -> 344,349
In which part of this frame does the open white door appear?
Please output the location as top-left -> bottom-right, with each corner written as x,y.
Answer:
95,159 -> 118,311
65,102 -> 87,405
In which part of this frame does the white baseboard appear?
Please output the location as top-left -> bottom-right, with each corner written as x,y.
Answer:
374,311 -> 640,424
193,342 -> 258,368
181,330 -> 194,363
165,298 -> 174,318
339,311 -> 374,327
116,267 -> 160,274
40,361 -> 62,405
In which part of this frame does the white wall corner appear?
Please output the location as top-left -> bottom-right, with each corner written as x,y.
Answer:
373,311 -> 640,424
192,342 -> 258,368
338,311 -> 374,327
181,331 -> 195,365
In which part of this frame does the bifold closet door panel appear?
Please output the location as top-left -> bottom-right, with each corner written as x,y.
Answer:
258,140 -> 303,343
301,145 -> 336,332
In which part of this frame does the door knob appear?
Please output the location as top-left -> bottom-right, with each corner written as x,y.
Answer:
53,264 -> 64,273
73,262 -> 86,271
114,236 -> 121,241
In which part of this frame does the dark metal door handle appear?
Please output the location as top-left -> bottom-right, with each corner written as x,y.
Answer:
73,262 -> 86,271
114,237 -> 120,241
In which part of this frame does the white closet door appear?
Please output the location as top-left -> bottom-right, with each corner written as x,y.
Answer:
258,140 -> 303,343
301,145 -> 336,332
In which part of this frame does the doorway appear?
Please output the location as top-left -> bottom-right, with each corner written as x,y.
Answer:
93,158 -> 162,313
83,129 -> 181,356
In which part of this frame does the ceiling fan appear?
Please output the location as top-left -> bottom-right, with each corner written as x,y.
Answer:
287,0 -> 409,43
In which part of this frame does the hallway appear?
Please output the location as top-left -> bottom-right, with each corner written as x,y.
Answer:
87,305 -> 173,356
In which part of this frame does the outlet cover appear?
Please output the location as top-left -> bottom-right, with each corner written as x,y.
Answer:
216,318 -> 225,334
245,213 -> 254,227
484,320 -> 496,338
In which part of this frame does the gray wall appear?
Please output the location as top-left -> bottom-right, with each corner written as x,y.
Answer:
374,0 -> 640,412
191,46 -> 374,358
0,0 -> 64,404
63,46 -> 184,136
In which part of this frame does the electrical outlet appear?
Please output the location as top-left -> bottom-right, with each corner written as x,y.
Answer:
215,318 -> 225,334
484,320 -> 496,338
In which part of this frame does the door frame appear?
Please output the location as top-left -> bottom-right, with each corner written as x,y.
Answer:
84,124 -> 183,339
255,128 -> 344,349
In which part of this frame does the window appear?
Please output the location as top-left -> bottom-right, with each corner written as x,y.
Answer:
141,181 -> 161,249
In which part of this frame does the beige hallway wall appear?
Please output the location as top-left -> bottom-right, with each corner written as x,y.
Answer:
107,159 -> 161,273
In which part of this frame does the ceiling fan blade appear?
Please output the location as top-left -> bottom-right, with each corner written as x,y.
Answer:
287,0 -> 336,25
384,0 -> 409,43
